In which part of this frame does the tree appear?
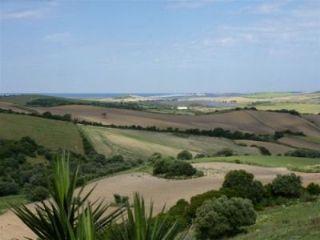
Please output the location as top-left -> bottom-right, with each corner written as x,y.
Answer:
271,173 -> 302,198
221,170 -> 265,205
306,183 -> 320,195
177,150 -> 193,160
0,181 -> 19,196
194,196 -> 256,239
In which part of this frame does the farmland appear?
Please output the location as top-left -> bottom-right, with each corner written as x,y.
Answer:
80,125 -> 259,159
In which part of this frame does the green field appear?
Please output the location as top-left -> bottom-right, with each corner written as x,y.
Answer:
0,94 -> 49,105
0,113 -> 84,154
192,155 -> 320,172
0,195 -> 27,215
80,126 -> 259,160
233,199 -> 320,240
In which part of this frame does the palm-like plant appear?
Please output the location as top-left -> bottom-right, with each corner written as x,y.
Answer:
11,153 -> 124,240
107,193 -> 184,240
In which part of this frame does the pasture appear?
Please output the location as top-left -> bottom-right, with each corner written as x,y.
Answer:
0,113 -> 84,153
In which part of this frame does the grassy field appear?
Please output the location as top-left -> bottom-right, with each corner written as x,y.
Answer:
192,155 -> 320,172
255,102 -> 320,114
233,199 -> 320,240
0,113 -> 84,153
80,126 -> 259,159
0,195 -> 27,215
0,94 -> 49,105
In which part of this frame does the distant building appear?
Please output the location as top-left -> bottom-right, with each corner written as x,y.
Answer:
177,106 -> 188,110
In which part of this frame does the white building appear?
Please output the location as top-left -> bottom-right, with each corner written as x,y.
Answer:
177,106 -> 188,110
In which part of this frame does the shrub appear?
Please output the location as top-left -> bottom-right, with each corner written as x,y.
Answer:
177,150 -> 193,160
165,199 -> 191,228
216,148 -> 233,157
0,181 -> 19,196
28,186 -> 49,201
221,170 -> 265,205
285,149 -> 320,158
113,194 -> 129,205
306,183 -> 320,195
194,153 -> 207,159
153,159 -> 197,177
148,152 -> 162,163
194,196 -> 256,239
253,145 -> 271,155
271,173 -> 302,198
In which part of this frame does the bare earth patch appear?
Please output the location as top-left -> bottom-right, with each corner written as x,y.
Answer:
1,162 -> 320,240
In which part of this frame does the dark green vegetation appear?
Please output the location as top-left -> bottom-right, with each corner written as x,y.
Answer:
285,149 -> 320,158
0,195 -> 27,214
153,158 -> 201,178
194,196 -> 256,240
177,150 -> 193,160
12,155 -> 181,240
162,170 -> 320,239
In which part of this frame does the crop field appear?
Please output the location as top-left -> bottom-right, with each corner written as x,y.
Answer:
255,103 -> 320,114
32,105 -> 320,136
279,136 -> 320,150
80,126 -> 259,159
233,199 -> 320,240
0,113 -> 84,153
192,155 -> 320,172
1,161 -> 320,240
235,139 -> 294,155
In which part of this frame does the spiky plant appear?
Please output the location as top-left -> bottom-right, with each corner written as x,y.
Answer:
11,153 -> 124,240
107,193 -> 184,240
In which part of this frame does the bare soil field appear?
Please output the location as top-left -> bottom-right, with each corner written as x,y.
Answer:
279,136 -> 320,150
34,105 -> 320,136
1,162 -> 320,240
235,140 -> 294,155
0,101 -> 33,114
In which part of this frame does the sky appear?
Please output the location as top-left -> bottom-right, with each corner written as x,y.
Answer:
0,0 -> 319,93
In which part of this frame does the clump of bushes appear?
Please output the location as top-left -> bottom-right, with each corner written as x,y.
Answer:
177,150 -> 193,160
215,148 -> 233,157
153,158 -> 202,178
271,173 -> 302,198
194,196 -> 256,239
285,149 -> 320,158
113,194 -> 129,205
306,183 -> 320,195
221,170 -> 265,205
251,145 -> 271,155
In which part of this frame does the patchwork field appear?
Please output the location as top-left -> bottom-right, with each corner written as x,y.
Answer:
279,136 -> 320,150
1,162 -> 320,240
33,105 -> 320,136
80,126 -> 259,159
192,155 -> 320,172
0,113 -> 84,153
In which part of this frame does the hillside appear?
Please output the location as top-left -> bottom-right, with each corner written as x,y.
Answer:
80,126 -> 259,159
32,105 -> 320,136
0,113 -> 84,154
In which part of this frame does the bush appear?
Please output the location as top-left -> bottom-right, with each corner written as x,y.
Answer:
28,186 -> 49,201
271,173 -> 302,198
0,181 -> 19,196
113,194 -> 129,205
255,145 -> 271,155
153,159 -> 197,177
194,196 -> 256,239
148,152 -> 162,163
216,148 -> 233,157
306,183 -> 320,195
194,153 -> 207,159
221,170 -> 265,205
177,150 -> 193,160
285,149 -> 320,158
165,199 -> 191,228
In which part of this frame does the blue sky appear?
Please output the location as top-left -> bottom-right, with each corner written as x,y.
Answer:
0,0 -> 319,93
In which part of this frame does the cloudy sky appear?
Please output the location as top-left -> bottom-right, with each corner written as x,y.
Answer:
1,0 -> 319,93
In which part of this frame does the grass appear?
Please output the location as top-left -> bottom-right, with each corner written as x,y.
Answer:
244,92 -> 295,99
0,195 -> 28,215
192,155 -> 320,172
80,125 -> 258,160
233,199 -> 320,240
255,102 -> 320,114
0,113 -> 84,154
0,94 -> 49,105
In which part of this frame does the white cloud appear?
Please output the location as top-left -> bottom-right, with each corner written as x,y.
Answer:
0,9 -> 44,20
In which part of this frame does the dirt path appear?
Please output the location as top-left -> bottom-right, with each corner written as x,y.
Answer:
1,162 -> 320,240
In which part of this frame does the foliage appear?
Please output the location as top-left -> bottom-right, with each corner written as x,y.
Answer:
27,186 -> 49,201
285,149 -> 320,158
153,158 -> 198,178
306,182 -> 320,195
12,153 -> 124,240
113,194 -> 129,205
107,193 -> 182,240
251,145 -> 271,155
177,150 -> 193,160
271,173 -> 302,198
221,170 -> 265,205
215,148 -> 233,156
0,181 -> 19,196
148,152 -> 162,163
194,196 -> 256,239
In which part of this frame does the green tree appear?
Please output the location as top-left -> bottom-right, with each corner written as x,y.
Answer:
177,150 -> 193,160
271,173 -> 302,198
194,196 -> 256,239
